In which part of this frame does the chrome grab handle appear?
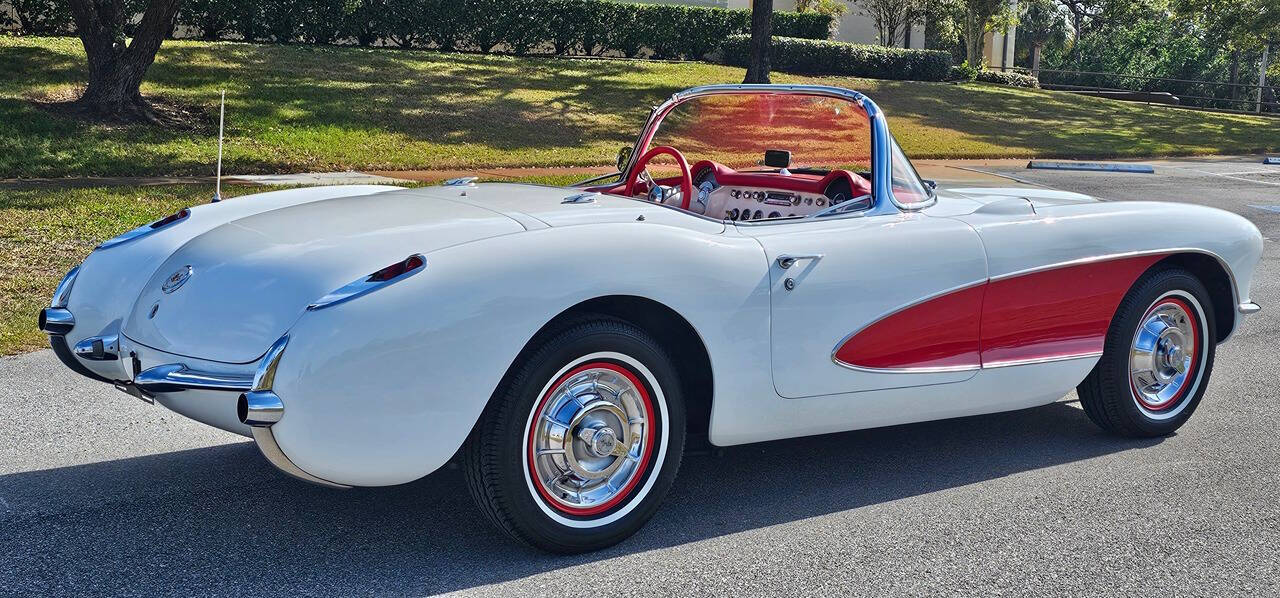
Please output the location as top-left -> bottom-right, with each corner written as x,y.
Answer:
776,254 -> 824,269
133,363 -> 254,394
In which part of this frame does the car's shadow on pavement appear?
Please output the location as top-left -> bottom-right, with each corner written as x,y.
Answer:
2,400 -> 1161,595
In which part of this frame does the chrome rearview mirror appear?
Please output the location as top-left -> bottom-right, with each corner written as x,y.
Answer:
616,146 -> 633,172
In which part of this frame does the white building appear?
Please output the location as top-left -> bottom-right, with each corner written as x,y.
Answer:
648,0 -> 1017,69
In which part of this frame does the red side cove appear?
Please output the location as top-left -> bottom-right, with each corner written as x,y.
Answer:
834,285 -> 985,370
980,254 -> 1164,365
834,254 -> 1166,370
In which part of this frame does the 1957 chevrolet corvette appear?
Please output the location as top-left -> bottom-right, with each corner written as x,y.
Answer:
40,84 -> 1263,552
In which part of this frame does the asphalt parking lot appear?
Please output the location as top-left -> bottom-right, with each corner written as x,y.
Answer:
2,156 -> 1277,596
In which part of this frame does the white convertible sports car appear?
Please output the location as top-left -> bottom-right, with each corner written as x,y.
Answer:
40,84 -> 1263,552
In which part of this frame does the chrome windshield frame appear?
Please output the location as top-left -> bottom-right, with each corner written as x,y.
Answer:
619,84 -> 927,218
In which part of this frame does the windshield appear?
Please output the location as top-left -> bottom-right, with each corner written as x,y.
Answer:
647,93 -> 872,172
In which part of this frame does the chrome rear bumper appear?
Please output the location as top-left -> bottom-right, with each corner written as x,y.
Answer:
134,364 -> 253,394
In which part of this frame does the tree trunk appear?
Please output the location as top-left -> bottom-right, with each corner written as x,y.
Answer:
1228,50 -> 1240,102
1031,44 -> 1041,78
68,0 -> 183,121
1259,43 -> 1272,114
743,0 -> 772,84
964,9 -> 984,68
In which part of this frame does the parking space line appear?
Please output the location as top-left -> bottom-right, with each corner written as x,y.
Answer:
1159,164 -> 1280,187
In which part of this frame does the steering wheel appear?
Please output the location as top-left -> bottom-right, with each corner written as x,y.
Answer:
623,145 -> 693,211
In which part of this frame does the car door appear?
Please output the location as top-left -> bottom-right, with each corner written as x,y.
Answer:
741,211 -> 989,399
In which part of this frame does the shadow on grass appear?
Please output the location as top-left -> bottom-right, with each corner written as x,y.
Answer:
869,81 -> 1273,158
0,400 -> 1160,594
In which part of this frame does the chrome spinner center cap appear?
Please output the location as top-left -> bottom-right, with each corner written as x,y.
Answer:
585,427 -> 618,458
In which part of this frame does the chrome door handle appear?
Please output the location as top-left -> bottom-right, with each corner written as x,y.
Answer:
776,254 -> 823,269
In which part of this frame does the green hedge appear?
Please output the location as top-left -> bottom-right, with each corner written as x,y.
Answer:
7,0 -> 833,60
974,69 -> 1041,88
722,35 -> 953,82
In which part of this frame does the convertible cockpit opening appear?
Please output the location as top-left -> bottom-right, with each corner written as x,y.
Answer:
599,90 -> 877,221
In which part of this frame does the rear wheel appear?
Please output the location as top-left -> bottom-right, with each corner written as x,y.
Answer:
1078,267 -> 1215,437
464,317 -> 685,553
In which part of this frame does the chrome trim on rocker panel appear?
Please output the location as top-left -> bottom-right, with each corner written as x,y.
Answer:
1239,302 -> 1261,315
834,362 -> 982,374
982,351 -> 1104,369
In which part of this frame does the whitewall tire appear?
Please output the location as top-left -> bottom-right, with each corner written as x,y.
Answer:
464,317 -> 686,553
1078,267 -> 1216,437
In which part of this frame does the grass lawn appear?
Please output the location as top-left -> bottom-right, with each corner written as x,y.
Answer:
4,36 -> 1280,179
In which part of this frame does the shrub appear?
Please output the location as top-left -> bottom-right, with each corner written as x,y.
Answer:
7,0 -> 832,60
722,35 -> 953,82
948,62 -> 980,82
974,69 -> 1040,88
10,0 -> 73,35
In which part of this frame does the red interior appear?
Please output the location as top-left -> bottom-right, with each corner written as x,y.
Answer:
597,160 -> 872,201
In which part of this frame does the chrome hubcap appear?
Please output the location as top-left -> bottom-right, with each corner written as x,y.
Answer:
530,366 -> 651,513
1130,299 -> 1198,410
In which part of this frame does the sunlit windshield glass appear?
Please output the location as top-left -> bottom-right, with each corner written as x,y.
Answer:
647,93 -> 871,172
889,137 -> 931,205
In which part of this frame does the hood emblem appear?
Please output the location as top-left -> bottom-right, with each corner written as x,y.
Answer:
162,266 -> 193,294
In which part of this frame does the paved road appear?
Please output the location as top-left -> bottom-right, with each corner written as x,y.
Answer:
2,157 -> 1277,596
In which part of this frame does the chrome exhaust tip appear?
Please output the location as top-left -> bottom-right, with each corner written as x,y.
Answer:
238,390 -> 284,427
38,307 -> 74,335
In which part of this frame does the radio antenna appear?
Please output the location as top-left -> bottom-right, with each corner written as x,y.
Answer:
213,89 -> 225,203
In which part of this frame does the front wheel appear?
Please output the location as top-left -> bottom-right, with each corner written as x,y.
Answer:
464,317 -> 685,553
1078,267 -> 1216,437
